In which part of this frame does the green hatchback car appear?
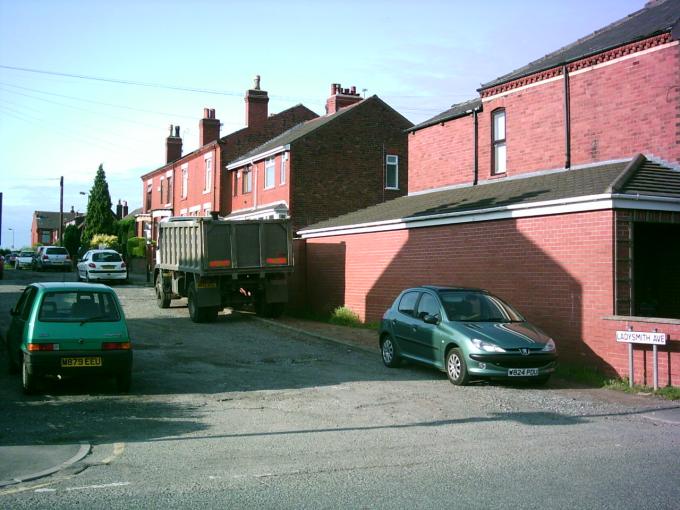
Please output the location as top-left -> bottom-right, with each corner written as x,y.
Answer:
379,286 -> 558,385
5,282 -> 133,394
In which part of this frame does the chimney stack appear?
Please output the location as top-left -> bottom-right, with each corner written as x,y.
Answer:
116,199 -> 123,220
166,124 -> 183,163
199,108 -> 220,146
325,83 -> 363,115
123,200 -> 129,217
245,75 -> 269,129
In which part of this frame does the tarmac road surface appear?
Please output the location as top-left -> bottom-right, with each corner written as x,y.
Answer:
0,268 -> 678,509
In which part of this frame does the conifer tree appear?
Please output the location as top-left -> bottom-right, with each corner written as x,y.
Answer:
82,164 -> 115,246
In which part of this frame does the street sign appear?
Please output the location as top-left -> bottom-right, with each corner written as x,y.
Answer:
616,331 -> 667,345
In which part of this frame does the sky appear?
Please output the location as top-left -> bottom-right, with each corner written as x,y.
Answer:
0,0 -> 644,249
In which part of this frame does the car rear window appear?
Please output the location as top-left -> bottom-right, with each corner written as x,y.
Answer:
93,252 -> 122,262
20,251 -> 33,257
46,247 -> 68,255
39,291 -> 121,322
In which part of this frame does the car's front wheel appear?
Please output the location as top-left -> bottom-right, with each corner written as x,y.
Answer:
446,348 -> 470,386
380,334 -> 401,368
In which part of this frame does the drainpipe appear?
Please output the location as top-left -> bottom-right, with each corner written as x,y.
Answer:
563,65 -> 571,169
473,107 -> 480,185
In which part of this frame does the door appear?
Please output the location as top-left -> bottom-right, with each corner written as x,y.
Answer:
392,291 -> 430,360
6,286 -> 38,364
413,291 -> 443,362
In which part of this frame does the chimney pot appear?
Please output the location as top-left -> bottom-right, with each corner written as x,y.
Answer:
254,75 -> 261,90
166,124 -> 182,163
350,86 -> 356,95
200,108 -> 220,145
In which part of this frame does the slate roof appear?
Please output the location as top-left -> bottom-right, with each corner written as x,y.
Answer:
228,96 -> 412,167
34,211 -> 79,230
481,0 -> 680,90
408,98 -> 482,133
299,156 -> 680,234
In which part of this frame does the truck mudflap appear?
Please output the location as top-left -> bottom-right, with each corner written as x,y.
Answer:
193,277 -> 221,307
264,277 -> 288,304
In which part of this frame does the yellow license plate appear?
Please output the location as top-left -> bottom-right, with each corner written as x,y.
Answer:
61,357 -> 102,368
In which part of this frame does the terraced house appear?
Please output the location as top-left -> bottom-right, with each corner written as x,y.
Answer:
297,0 -> 680,385
138,77 -> 318,240
139,79 -> 411,238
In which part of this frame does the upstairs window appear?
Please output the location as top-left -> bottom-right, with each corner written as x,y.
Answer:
280,155 -> 286,185
204,156 -> 213,192
492,109 -> 506,175
264,157 -> 275,189
166,176 -> 173,204
242,167 -> 252,194
385,155 -> 399,189
181,166 -> 188,199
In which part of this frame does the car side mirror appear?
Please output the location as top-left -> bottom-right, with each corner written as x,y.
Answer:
423,314 -> 440,325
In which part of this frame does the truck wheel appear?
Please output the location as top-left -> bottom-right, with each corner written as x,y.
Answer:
156,274 -> 171,309
187,283 -> 216,323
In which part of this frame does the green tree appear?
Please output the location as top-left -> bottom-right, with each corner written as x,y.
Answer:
82,164 -> 115,246
115,217 -> 136,258
62,225 -> 81,262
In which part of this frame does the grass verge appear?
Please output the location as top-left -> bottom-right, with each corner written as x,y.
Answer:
555,362 -> 679,400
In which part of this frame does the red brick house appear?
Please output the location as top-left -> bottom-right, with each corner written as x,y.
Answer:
31,210 -> 78,246
297,0 -> 680,385
138,77 -> 318,239
226,85 -> 412,231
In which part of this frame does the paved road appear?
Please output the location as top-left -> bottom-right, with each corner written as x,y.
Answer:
0,268 -> 678,508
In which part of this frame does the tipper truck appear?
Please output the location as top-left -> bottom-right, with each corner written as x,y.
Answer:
154,215 -> 293,322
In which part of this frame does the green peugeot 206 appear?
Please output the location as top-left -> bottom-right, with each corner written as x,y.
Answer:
379,286 -> 558,385
5,282 -> 133,394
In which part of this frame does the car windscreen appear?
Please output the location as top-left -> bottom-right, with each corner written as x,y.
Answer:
46,247 -> 68,255
92,252 -> 122,262
439,291 -> 525,322
38,291 -> 121,322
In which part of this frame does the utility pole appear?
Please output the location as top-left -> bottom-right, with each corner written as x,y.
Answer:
59,176 -> 64,244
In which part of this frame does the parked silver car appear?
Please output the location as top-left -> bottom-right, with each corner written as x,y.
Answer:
77,249 -> 127,283
34,246 -> 71,271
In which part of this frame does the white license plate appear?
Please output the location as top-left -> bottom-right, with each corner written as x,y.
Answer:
508,368 -> 539,377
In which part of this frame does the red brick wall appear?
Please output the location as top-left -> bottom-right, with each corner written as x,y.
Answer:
290,97 -> 411,232
408,116 -> 476,192
410,40 -> 679,190
302,210 -> 680,386
230,154 -> 290,214
569,43 -> 679,165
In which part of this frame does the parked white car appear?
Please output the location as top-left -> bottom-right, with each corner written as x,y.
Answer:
77,249 -> 127,283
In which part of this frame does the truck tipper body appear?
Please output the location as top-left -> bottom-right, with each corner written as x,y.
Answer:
154,216 -> 293,322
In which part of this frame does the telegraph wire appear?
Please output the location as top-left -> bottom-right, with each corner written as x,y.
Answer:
0,81 -> 198,120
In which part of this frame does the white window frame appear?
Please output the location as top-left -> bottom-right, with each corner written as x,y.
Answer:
181,164 -> 188,199
264,157 -> 275,190
385,154 -> 399,190
280,153 -> 287,185
492,109 -> 507,175
204,154 -> 213,193
243,167 -> 253,194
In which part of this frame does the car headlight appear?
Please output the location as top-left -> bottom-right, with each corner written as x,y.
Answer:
472,338 -> 506,353
541,338 -> 556,352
